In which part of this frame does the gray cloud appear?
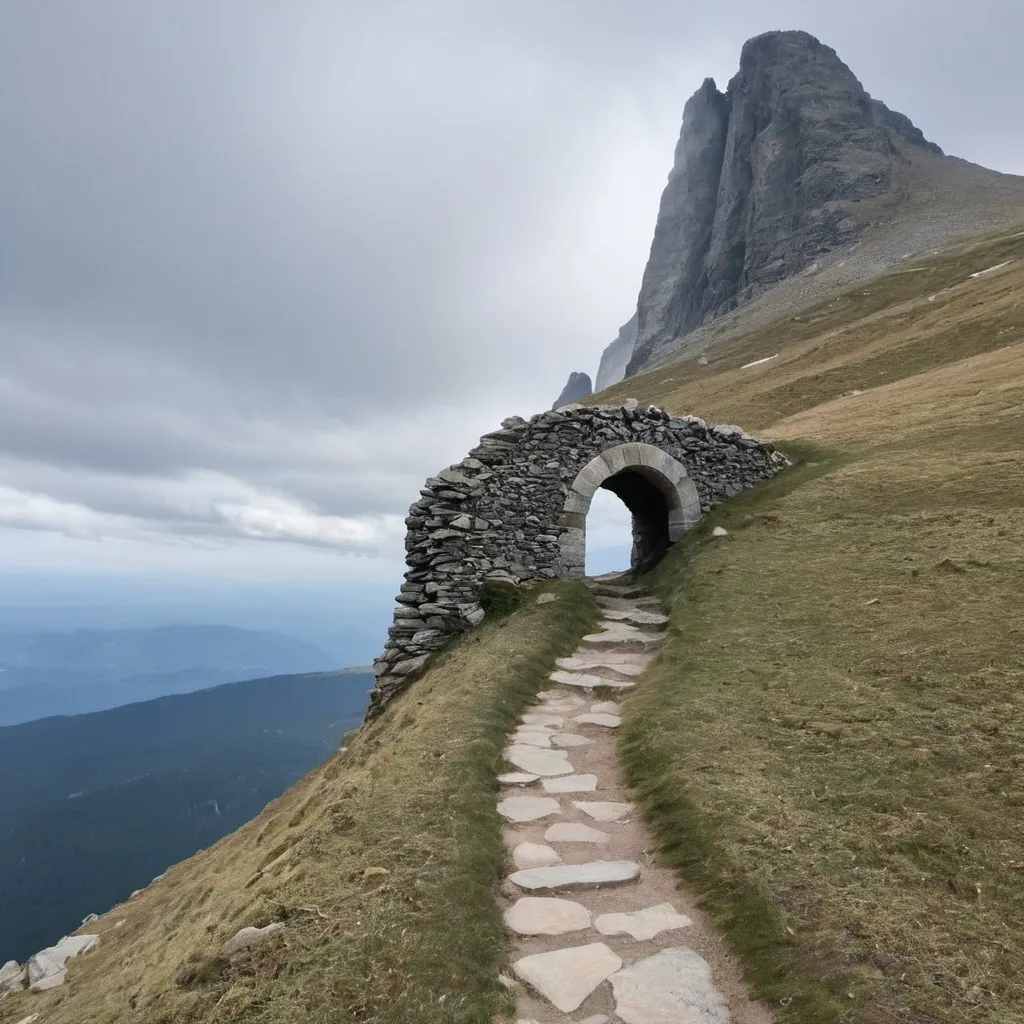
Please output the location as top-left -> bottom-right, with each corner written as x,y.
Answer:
1,1 -> 1021,571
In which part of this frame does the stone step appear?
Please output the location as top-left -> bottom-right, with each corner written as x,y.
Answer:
549,669 -> 635,690
575,712 -> 622,728
544,821 -> 609,844
601,608 -> 669,629
512,842 -> 562,870
511,729 -> 555,748
508,860 -> 641,892
596,594 -> 663,611
594,903 -> 692,940
498,771 -> 539,786
521,713 -> 564,727
590,583 -> 647,599
504,896 -> 591,936
573,801 -> 632,821
579,630 -> 662,653
498,795 -> 561,823
542,773 -> 598,793
504,745 -> 575,777
609,947 -> 730,1023
550,733 -> 591,748
513,942 -> 622,1013
556,652 -> 650,679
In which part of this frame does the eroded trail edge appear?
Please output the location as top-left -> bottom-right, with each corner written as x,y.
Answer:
496,579 -> 772,1024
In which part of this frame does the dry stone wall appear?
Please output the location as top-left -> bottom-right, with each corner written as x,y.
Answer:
367,402 -> 786,718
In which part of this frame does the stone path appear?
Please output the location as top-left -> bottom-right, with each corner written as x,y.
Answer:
497,579 -> 771,1024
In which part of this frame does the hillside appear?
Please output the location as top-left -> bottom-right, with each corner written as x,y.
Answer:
0,668 -> 370,965
3,225 -> 1022,1021
0,584 -> 597,1023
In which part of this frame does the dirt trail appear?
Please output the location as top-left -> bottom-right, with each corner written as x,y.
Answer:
496,579 -> 772,1023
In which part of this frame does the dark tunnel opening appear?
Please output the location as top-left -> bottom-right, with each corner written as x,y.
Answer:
599,469 -> 673,574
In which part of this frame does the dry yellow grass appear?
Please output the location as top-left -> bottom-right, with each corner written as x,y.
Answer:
611,228 -> 1024,1022
598,227 -> 1024,435
0,583 -> 597,1024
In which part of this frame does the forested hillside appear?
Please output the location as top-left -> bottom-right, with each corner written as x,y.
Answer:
0,668 -> 370,963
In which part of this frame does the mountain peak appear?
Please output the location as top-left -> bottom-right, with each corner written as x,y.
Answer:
620,30 -> 962,376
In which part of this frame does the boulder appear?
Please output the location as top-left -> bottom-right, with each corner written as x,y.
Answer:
220,922 -> 286,957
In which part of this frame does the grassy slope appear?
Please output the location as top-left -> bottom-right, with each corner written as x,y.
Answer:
0,583 -> 597,1024
609,227 -> 1024,1022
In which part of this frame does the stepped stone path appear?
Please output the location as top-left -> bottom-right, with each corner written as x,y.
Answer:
497,580 -> 771,1024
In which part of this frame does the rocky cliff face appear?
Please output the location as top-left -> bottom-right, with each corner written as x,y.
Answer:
551,371 -> 593,409
625,30 -> 946,376
594,314 -> 637,391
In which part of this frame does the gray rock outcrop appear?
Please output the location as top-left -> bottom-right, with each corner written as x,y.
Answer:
552,372 -> 593,409
594,314 -> 637,391
1,933 -> 101,993
625,30 -> 945,376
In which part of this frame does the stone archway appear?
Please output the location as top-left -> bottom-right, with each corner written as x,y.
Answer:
557,443 -> 702,577
366,403 -> 787,718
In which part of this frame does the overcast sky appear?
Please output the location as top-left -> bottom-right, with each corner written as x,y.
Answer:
2,0 -> 1022,586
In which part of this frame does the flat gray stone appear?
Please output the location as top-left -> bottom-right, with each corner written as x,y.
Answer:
557,652 -> 650,674
602,608 -> 669,627
504,896 -> 591,935
550,670 -> 634,690
542,773 -> 598,793
581,628 -> 660,651
595,903 -> 693,940
590,701 -> 621,714
498,795 -> 561,823
576,713 -> 622,728
550,733 -> 591,747
509,860 -> 640,891
514,942 -> 622,1012
513,729 -> 554,748
512,842 -> 562,869
545,821 -> 610,844
504,744 -> 574,776
498,772 -> 539,786
29,972 -> 66,992
537,695 -> 585,713
573,801 -> 632,821
535,592 -> 559,604
610,947 -> 730,1023
521,713 -> 563,727
27,934 -> 100,990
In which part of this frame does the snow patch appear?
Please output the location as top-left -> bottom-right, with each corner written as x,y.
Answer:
968,261 -> 1012,279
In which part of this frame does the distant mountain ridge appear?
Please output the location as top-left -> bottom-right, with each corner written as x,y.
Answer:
0,666 -> 372,963
589,29 -> 1024,385
0,624 -> 337,725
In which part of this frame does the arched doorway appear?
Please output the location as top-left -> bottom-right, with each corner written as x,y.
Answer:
558,443 -> 701,578
584,488 -> 633,576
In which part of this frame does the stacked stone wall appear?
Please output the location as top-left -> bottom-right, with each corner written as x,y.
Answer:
367,402 -> 787,718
